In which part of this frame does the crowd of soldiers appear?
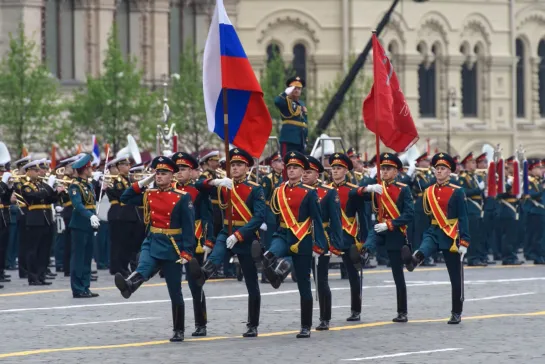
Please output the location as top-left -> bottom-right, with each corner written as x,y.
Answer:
0,75 -> 544,342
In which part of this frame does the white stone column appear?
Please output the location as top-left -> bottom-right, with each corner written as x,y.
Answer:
403,54 -> 421,121
0,0 -> 43,58
147,0 -> 169,86
95,0 -> 116,75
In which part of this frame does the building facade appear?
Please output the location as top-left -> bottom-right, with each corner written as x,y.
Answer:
1,0 -> 545,157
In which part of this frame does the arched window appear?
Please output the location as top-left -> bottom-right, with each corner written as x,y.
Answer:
169,1 -> 197,73
516,38 -> 525,118
115,0 -> 131,58
292,43 -> 307,81
417,43 -> 436,118
42,0 -> 75,79
267,43 -> 280,63
538,40 -> 545,117
461,45 -> 478,117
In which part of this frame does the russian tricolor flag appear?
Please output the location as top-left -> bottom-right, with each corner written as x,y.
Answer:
203,0 -> 272,158
91,135 -> 100,166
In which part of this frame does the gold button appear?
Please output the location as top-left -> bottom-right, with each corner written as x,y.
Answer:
167,212 -> 170,215
172,202 -> 175,205
152,211 -> 155,214
288,198 -> 291,200
438,197 -> 441,200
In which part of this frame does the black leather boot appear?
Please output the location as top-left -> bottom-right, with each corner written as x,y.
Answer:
242,295 -> 260,337
316,291 -> 331,331
296,299 -> 313,338
447,312 -> 462,324
272,258 -> 291,289
170,303 -> 185,342
189,259 -> 216,287
392,313 -> 408,323
115,272 -> 144,299
402,246 -> 424,272
191,293 -> 207,337
346,290 -> 361,321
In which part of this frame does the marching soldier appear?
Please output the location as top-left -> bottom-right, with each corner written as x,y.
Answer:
497,157 -> 523,265
363,153 -> 414,322
302,155 -> 343,331
402,152 -> 470,324
0,161 -> 13,287
275,76 -> 308,156
127,163 -> 148,272
20,159 -> 61,285
68,155 -> 100,298
190,148 -> 266,338
328,153 -> 382,322
412,152 -> 436,266
457,152 -> 487,266
523,159 -> 545,265
476,153 -> 498,263
116,156 -> 195,342
251,151 -> 326,338
171,152 -> 214,336
12,156 -> 31,279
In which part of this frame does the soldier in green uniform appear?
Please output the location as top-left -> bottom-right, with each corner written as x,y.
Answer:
523,159 -> 545,264
476,153 -> 498,263
12,156 -> 31,279
457,152 -> 487,266
364,153 -> 414,322
0,158 -> 13,287
116,156 -> 195,342
275,76 -> 308,155
357,155 -> 380,268
403,152 -> 470,324
68,155 -> 100,298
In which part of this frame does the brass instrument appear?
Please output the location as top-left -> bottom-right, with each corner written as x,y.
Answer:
38,176 -> 72,186
56,167 -> 65,176
7,174 -> 26,183
156,74 -> 176,156
103,174 -> 119,186
130,173 -> 154,182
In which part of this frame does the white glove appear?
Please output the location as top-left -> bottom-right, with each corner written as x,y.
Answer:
312,251 -> 321,260
458,245 -> 467,256
365,184 -> 383,195
92,171 -> 102,182
285,86 -> 295,95
259,223 -> 267,231
55,206 -> 64,213
1,172 -> 11,184
90,215 -> 100,229
478,180 -> 485,190
138,173 -> 155,188
210,177 -> 233,190
226,234 -> 238,249
47,175 -> 56,188
374,222 -> 388,233
507,176 -> 514,186
369,166 -> 377,178
203,245 -> 212,255
178,257 -> 189,265
406,163 -> 416,178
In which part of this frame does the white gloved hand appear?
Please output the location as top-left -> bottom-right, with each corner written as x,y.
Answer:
365,184 -> 383,195
55,206 -> 64,213
312,251 -> 321,260
47,175 -> 56,188
226,234 -> 238,249
178,257 -> 189,265
369,166 -> 377,178
285,86 -> 295,95
406,163 -> 416,178
90,215 -> 100,229
138,173 -> 155,188
478,180 -> 485,191
374,222 -> 388,233
92,171 -> 102,182
458,245 -> 467,256
210,177 -> 233,190
203,245 -> 212,255
507,176 -> 514,185
259,223 -> 267,231
1,172 -> 11,184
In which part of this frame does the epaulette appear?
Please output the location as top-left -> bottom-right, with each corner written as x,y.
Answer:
247,180 -> 259,186
266,173 -> 273,180
346,182 -> 358,188
395,182 -> 407,187
320,184 -> 334,190
116,177 -> 122,182
173,188 -> 187,195
529,176 -> 536,182
449,183 -> 461,189
302,184 -> 315,189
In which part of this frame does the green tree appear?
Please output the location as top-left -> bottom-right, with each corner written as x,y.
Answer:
69,24 -> 159,153
169,42 -> 213,155
0,23 -> 65,156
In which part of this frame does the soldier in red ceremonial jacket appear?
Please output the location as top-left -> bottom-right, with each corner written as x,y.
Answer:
115,156 -> 196,342
402,152 -> 470,325
251,151 -> 327,339
363,153 -> 414,323
303,155 -> 343,331
328,153 -> 382,322
189,148 -> 266,338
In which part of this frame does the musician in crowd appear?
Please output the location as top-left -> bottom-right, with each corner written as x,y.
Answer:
363,153 -> 414,322
411,152 -> 436,266
116,156 -> 195,342
303,155 -> 343,331
12,156 -> 31,279
68,155 -> 100,298
0,159 -> 14,287
476,153 -> 499,262
496,157 -> 523,265
457,152 -> 487,266
402,152 -> 470,324
328,153 -> 382,322
190,148 -> 265,338
523,159 -> 545,265
127,162 -> 148,272
275,76 -> 308,156
260,151 -> 284,282
172,152 -> 214,337
252,151 -> 326,338
20,159 -> 61,285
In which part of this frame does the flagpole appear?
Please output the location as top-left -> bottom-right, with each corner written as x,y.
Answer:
222,88 -> 233,235
371,30 -> 383,222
